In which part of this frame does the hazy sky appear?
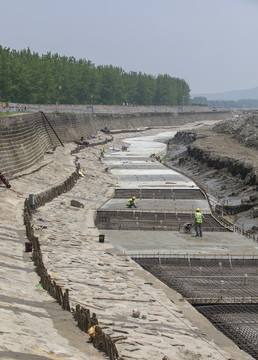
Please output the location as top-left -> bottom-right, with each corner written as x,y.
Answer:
1,0 -> 258,95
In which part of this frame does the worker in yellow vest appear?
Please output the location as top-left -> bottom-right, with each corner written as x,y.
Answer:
100,147 -> 105,158
126,196 -> 137,208
194,208 -> 205,237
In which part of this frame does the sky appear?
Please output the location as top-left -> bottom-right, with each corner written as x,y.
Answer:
1,0 -> 258,95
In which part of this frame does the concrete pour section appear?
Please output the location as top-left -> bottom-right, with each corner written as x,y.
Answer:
102,131 -> 258,256
106,132 -> 199,190
103,229 -> 258,255
100,198 -> 210,212
107,160 -> 197,189
105,132 -> 199,189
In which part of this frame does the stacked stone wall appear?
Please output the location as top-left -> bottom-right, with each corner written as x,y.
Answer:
0,113 -> 53,174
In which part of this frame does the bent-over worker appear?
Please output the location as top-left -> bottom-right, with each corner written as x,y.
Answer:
126,196 -> 137,208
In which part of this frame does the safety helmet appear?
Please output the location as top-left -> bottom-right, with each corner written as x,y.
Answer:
196,208 -> 200,212
132,196 -> 136,200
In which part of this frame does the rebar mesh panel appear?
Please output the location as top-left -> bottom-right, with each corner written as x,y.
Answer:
95,211 -> 227,231
114,188 -> 205,200
135,257 -> 258,359
135,258 -> 258,301
195,304 -> 258,359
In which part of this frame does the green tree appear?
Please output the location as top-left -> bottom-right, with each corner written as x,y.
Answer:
0,45 -> 191,106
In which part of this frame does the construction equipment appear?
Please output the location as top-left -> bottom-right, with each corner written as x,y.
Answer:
183,223 -> 193,233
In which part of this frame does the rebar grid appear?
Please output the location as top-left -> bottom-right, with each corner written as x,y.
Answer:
195,304 -> 258,359
114,188 -> 205,200
136,258 -> 258,302
135,257 -> 258,359
95,211 -> 227,231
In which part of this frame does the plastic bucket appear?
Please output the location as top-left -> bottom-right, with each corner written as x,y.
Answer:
25,241 -> 32,252
99,234 -> 105,243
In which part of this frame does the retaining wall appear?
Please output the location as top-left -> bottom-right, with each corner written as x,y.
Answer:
0,110 -> 230,177
93,110 -> 230,130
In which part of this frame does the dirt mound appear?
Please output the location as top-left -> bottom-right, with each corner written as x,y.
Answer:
213,115 -> 258,149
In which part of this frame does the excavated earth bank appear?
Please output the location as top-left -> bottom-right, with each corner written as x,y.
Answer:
166,115 -> 258,237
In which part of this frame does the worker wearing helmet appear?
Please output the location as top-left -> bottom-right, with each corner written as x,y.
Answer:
194,208 -> 205,237
126,196 -> 137,208
100,147 -> 105,158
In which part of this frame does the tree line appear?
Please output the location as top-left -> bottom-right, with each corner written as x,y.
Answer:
0,46 -> 190,106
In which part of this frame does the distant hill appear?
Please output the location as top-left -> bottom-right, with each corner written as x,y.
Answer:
192,86 -> 258,101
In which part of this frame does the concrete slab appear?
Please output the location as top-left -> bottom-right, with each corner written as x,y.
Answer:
103,230 -> 258,255
105,132 -> 198,192
115,183 -> 199,189
113,173 -> 195,182
108,163 -> 162,170
100,198 -> 211,212
110,172 -> 197,190
105,131 -> 177,161
110,168 -> 179,175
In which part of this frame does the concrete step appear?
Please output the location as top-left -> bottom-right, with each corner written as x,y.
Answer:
114,188 -> 205,199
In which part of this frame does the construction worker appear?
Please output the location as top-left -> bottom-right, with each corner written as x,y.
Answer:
0,172 -> 11,189
126,196 -> 137,208
100,147 -> 105,158
194,208 -> 205,237
156,155 -> 163,163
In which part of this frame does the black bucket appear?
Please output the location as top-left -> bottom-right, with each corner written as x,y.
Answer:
99,234 -> 105,243
25,241 -> 32,252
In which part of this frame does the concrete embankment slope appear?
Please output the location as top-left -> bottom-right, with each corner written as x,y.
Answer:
0,110 -> 230,176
